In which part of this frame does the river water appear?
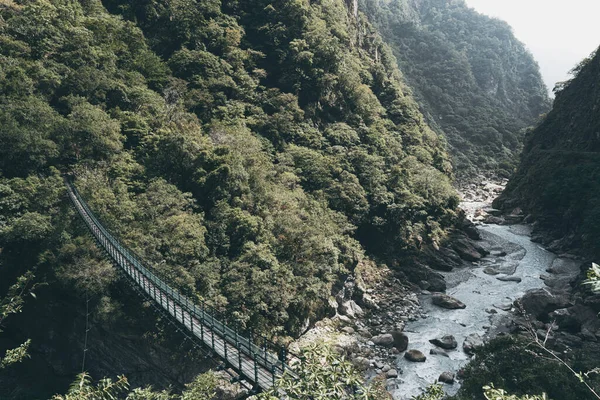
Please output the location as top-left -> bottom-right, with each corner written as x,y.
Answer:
390,221 -> 574,399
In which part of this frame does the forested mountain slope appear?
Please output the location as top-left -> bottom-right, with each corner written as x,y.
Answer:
495,47 -> 600,259
0,0 -> 459,395
361,0 -> 551,177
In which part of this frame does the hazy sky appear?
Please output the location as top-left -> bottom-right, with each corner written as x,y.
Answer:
464,0 -> 600,93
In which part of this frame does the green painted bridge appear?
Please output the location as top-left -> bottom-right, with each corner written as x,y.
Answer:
66,180 -> 297,392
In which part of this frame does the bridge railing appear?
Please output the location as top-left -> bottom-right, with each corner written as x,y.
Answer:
66,179 -> 300,386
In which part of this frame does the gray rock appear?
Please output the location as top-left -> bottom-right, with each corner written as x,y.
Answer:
438,371 -> 455,384
429,335 -> 458,350
352,356 -> 370,370
438,371 -> 454,385
519,289 -> 571,320
430,348 -> 449,357
386,369 -> 399,378
432,293 -> 466,309
404,349 -> 427,362
371,333 -> 394,347
361,293 -> 379,310
484,267 -> 499,275
341,326 -> 355,335
339,300 -> 364,319
452,237 -> 485,261
496,275 -> 522,283
391,331 -> 409,352
485,216 -> 504,224
491,250 -> 507,257
463,333 -> 484,355
460,218 -> 482,241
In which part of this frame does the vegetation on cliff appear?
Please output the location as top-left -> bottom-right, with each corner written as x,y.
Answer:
495,46 -> 600,259
360,0 -> 550,177
0,0 -> 460,396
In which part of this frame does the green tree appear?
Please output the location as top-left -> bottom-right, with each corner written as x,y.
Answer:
257,344 -> 389,400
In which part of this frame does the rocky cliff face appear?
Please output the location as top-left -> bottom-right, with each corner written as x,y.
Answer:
495,46 -> 600,259
361,0 -> 551,177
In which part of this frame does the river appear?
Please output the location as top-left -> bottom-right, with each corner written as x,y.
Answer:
390,217 -> 579,398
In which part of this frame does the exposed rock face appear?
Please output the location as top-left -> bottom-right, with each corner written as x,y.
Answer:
463,333 -> 484,355
459,218 -> 482,240
432,293 -> 466,309
519,289 -> 571,321
429,335 -> 458,350
494,46 -> 600,258
403,264 -> 447,292
424,245 -> 463,272
404,349 -> 426,362
451,235 -> 489,261
339,300 -> 364,319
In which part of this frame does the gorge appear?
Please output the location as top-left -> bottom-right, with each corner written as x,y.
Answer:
0,0 -> 598,399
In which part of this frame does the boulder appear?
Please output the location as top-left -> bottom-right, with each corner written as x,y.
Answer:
341,326 -> 355,335
519,289 -> 571,321
403,265 -> 447,292
386,369 -> 399,378
429,335 -> 458,350
424,246 -> 461,272
496,275 -> 522,283
404,349 -> 426,362
485,216 -> 504,225
459,218 -> 482,240
339,300 -> 364,319
361,293 -> 379,310
463,333 -> 484,355
452,237 -> 484,261
391,330 -> 409,352
484,267 -> 499,275
336,315 -> 352,325
432,293 -> 466,309
438,371 -> 455,384
351,356 -> 370,370
371,334 -> 394,347
430,348 -> 449,357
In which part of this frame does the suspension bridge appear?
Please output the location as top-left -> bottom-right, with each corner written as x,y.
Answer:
66,180 -> 297,392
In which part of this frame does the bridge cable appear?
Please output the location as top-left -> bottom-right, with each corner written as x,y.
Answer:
81,289 -> 91,372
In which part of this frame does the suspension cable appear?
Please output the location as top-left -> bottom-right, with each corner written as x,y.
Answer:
81,289 -> 90,372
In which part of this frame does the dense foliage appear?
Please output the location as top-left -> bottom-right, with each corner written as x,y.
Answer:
51,371 -> 218,400
495,46 -> 600,259
257,344 -> 389,400
0,0 -> 461,396
452,336 -> 600,400
360,0 -> 550,177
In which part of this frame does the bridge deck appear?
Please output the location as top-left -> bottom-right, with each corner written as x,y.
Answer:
66,181 -> 294,390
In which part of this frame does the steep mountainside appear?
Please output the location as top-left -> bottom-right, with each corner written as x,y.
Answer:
495,47 -> 600,259
361,0 -> 551,177
0,0 -> 459,396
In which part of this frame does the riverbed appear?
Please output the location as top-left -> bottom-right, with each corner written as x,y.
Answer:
390,221 -> 578,399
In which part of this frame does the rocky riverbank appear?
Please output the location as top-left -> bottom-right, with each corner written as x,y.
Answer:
293,178 -> 599,399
